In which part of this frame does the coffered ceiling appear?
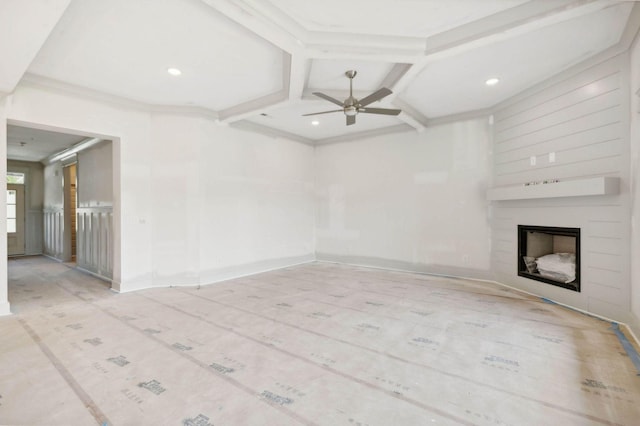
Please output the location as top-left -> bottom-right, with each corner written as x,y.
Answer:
2,0 -> 638,148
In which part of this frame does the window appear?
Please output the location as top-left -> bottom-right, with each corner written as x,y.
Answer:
7,190 -> 16,233
7,172 -> 25,184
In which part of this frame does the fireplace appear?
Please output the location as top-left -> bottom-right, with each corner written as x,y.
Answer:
517,225 -> 580,292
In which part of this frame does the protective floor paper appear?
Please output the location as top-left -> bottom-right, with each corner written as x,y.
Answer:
1,256 -> 639,425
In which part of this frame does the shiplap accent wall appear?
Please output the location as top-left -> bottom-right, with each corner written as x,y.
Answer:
76,207 -> 113,279
490,53 -> 631,323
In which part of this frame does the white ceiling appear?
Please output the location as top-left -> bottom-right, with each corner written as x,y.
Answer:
265,0 -> 531,38
27,0 -> 284,110
2,0 -> 638,149
7,125 -> 87,162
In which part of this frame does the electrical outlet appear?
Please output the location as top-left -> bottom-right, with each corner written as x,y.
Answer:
549,152 -> 556,163
530,156 -> 536,166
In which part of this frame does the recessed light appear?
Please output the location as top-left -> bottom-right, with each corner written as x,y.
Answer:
311,120 -> 319,126
167,67 -> 182,76
485,77 -> 500,86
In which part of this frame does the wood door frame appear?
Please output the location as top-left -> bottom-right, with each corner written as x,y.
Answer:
62,162 -> 77,262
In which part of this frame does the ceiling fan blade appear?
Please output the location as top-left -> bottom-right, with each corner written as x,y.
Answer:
360,107 -> 402,116
302,109 -> 343,116
312,92 -> 344,107
346,115 -> 356,126
358,87 -> 392,107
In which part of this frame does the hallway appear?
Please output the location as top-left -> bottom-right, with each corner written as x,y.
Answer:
1,256 -> 639,425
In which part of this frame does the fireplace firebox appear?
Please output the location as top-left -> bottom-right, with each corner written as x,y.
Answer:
517,225 -> 580,292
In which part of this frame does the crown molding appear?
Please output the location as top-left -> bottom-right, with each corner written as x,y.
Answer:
315,124 -> 414,146
230,120 -> 314,145
217,88 -> 289,122
20,73 -> 226,122
426,108 -> 492,128
20,73 -> 151,111
148,105 -> 219,121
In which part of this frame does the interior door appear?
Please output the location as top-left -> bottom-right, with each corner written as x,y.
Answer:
7,184 -> 25,256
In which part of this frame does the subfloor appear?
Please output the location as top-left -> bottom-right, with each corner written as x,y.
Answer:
1,257 -> 640,426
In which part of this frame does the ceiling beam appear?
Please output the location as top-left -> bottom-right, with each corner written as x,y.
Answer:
199,0 -> 302,53
392,99 -> 428,131
287,54 -> 309,102
424,0 -> 617,60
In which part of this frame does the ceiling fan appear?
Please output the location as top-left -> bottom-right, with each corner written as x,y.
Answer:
303,70 -> 402,126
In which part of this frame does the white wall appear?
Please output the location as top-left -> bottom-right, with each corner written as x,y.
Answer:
490,53 -> 632,324
149,114 -> 315,286
629,35 -> 640,336
198,122 -> 315,283
315,119 -> 493,279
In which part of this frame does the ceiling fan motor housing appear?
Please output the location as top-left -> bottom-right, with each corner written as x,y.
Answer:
344,105 -> 358,116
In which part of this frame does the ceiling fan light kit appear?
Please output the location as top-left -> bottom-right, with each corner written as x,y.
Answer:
303,70 -> 402,126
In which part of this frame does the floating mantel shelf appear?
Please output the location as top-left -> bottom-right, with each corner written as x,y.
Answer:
486,176 -> 619,201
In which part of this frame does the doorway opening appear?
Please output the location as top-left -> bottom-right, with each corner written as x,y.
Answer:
64,163 -> 77,263
4,121 -> 120,307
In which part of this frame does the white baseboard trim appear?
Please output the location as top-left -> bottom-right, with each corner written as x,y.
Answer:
115,254 -> 317,293
197,254 -> 316,288
628,313 -> 640,348
315,253 -> 495,282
